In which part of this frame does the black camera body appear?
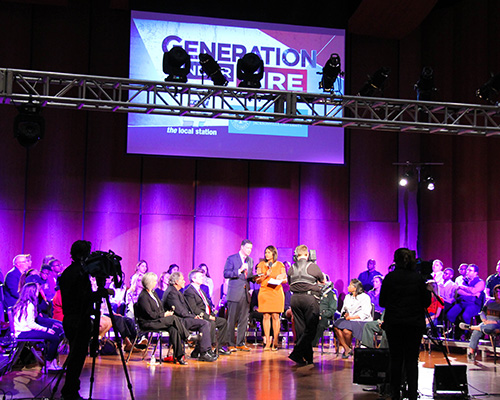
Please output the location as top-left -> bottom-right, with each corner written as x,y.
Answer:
83,250 -> 123,289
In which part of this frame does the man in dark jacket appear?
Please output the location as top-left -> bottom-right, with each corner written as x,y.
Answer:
380,248 -> 431,400
162,272 -> 216,362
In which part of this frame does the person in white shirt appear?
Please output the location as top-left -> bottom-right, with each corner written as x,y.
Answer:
333,278 -> 373,358
13,282 -> 64,371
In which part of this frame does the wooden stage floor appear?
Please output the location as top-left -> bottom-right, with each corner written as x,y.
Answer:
1,344 -> 499,400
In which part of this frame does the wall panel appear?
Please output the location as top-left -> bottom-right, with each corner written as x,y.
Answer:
249,161 -> 299,219
452,221 -> 488,278
350,130 -> 398,222
84,211 -> 140,280
193,216 -> 248,302
196,159 -> 248,217
139,214 -> 194,274
300,163 -> 349,221
0,210 -> 25,273
24,210 -> 83,268
142,157 -> 195,216
349,221 -> 400,279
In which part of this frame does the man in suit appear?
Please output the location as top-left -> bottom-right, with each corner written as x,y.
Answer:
223,239 -> 254,351
162,272 -> 217,362
4,254 -> 32,308
184,268 -> 230,355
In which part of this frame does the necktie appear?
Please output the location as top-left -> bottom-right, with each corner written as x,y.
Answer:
198,288 -> 211,314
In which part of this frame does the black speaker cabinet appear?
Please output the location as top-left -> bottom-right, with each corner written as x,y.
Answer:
433,365 -> 468,398
353,348 -> 390,385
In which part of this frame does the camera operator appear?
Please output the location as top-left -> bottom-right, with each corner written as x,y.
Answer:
380,248 -> 431,400
287,245 -> 324,366
59,240 -> 112,400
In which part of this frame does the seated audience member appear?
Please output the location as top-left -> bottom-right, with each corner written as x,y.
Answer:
312,277 -> 337,347
333,278 -> 373,358
162,272 -> 217,362
368,275 -> 384,320
198,263 -> 214,298
13,282 -> 64,371
129,260 -> 148,287
167,264 -> 180,276
425,280 -> 444,327
154,271 -> 169,301
431,259 -> 444,286
48,258 -> 64,278
39,264 -> 56,303
135,272 -> 190,364
22,270 -> 51,317
387,263 -> 396,273
52,290 -> 64,322
358,259 -> 383,292
447,264 -> 485,328
360,311 -> 388,348
108,273 -> 127,315
184,268 -> 230,355
455,263 -> 468,285
438,268 -> 457,315
4,254 -> 32,308
461,284 -> 500,361
486,260 -> 500,299
125,272 -> 144,318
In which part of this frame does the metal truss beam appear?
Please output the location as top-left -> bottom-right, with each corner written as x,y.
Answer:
2,68 -> 500,136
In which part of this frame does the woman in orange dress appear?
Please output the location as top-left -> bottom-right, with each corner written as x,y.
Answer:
256,245 -> 287,351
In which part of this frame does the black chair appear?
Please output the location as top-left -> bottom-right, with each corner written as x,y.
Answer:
5,308 -> 47,374
126,303 -> 168,364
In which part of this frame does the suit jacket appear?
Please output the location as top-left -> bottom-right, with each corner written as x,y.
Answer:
223,252 -> 254,303
136,289 -> 165,323
162,285 -> 195,318
4,267 -> 21,308
184,284 -> 215,321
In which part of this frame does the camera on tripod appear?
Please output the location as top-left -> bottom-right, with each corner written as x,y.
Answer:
83,249 -> 123,289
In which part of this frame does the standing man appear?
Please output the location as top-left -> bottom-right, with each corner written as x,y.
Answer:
223,239 -> 254,351
59,241 -> 96,400
4,254 -> 32,308
287,244 -> 324,366
358,259 -> 383,292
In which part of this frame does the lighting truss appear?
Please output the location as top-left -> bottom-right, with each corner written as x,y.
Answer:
2,68 -> 500,136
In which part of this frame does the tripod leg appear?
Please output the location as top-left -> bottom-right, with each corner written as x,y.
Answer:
105,296 -> 136,400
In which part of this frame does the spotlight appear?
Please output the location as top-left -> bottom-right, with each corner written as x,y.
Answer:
236,53 -> 264,88
163,46 -> 191,83
319,53 -> 344,92
14,103 -> 44,148
358,67 -> 391,97
399,171 -> 412,187
414,67 -> 437,101
199,53 -> 228,86
476,73 -> 500,104
425,176 -> 435,191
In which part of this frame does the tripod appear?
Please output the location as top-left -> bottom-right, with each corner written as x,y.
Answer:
50,278 -> 135,400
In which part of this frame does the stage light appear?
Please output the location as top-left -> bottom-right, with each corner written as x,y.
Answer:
425,176 -> 435,191
399,171 -> 412,187
358,67 -> 391,97
236,53 -> 264,88
14,103 -> 44,148
163,46 -> 191,83
476,73 -> 500,104
319,53 -> 344,92
199,53 -> 228,86
414,66 -> 437,101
